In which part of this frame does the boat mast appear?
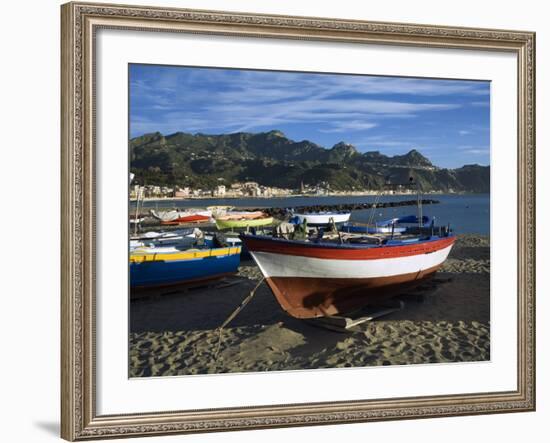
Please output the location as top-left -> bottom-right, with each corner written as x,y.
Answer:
134,186 -> 142,236
413,175 -> 423,229
367,193 -> 381,227
130,172 -> 141,236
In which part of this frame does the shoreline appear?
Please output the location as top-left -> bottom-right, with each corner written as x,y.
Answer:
129,234 -> 490,377
131,191 -> 488,203
133,198 -> 442,221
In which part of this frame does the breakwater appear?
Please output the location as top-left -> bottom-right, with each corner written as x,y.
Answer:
134,198 -> 439,220
247,199 -> 440,218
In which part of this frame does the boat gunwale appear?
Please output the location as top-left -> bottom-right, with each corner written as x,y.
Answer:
130,246 -> 242,263
293,211 -> 351,216
240,232 -> 455,251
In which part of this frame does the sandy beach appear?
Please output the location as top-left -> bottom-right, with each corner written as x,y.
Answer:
129,234 -> 490,377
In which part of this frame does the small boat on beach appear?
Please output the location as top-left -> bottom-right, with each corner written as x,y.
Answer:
241,226 -> 455,319
207,205 -> 235,218
130,234 -> 241,289
339,215 -> 432,235
215,210 -> 265,220
291,211 -> 351,226
215,212 -> 273,230
150,209 -> 212,225
130,228 -> 196,248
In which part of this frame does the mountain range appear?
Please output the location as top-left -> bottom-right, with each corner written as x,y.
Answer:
129,130 -> 490,193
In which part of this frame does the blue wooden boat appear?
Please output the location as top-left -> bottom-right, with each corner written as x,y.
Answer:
130,237 -> 241,288
340,215 -> 432,235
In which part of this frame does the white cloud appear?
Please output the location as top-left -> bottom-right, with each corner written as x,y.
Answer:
457,145 -> 490,155
465,149 -> 490,155
470,100 -> 490,107
130,67 -> 489,136
319,121 -> 378,133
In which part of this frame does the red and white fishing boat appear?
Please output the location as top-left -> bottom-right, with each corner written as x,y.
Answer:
150,209 -> 212,225
240,230 -> 455,319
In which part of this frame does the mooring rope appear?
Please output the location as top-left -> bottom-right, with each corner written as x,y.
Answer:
367,193 -> 381,226
214,277 -> 265,361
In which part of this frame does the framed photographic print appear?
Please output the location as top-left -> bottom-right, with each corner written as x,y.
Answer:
61,1 -> 536,440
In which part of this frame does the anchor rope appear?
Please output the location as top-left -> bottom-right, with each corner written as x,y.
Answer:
214,277 -> 265,361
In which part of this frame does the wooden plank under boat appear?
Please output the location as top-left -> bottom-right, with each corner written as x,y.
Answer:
240,233 -> 455,319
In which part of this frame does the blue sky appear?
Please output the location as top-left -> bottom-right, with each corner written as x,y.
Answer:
129,64 -> 490,169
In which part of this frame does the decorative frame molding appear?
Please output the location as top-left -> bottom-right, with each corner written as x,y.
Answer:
61,2 -> 535,440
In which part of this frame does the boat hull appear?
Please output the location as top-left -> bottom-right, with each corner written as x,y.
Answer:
151,209 -> 212,224
130,247 -> 241,288
294,213 -> 350,226
215,216 -> 273,230
160,214 -> 211,225
243,235 -> 455,318
263,265 -> 440,318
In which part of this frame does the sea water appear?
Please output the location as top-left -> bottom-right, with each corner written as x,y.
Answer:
135,194 -> 490,235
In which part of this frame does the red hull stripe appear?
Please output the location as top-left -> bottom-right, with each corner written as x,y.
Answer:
244,236 -> 455,260
161,215 -> 210,224
176,215 -> 210,222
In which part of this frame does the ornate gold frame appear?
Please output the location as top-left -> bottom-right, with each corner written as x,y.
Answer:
61,2 -> 536,440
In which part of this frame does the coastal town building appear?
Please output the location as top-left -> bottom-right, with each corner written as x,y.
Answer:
214,185 -> 226,196
129,179 -> 445,201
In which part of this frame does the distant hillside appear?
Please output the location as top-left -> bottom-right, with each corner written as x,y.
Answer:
129,130 -> 490,193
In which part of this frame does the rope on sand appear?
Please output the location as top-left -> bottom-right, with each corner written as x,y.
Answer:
214,277 -> 265,361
